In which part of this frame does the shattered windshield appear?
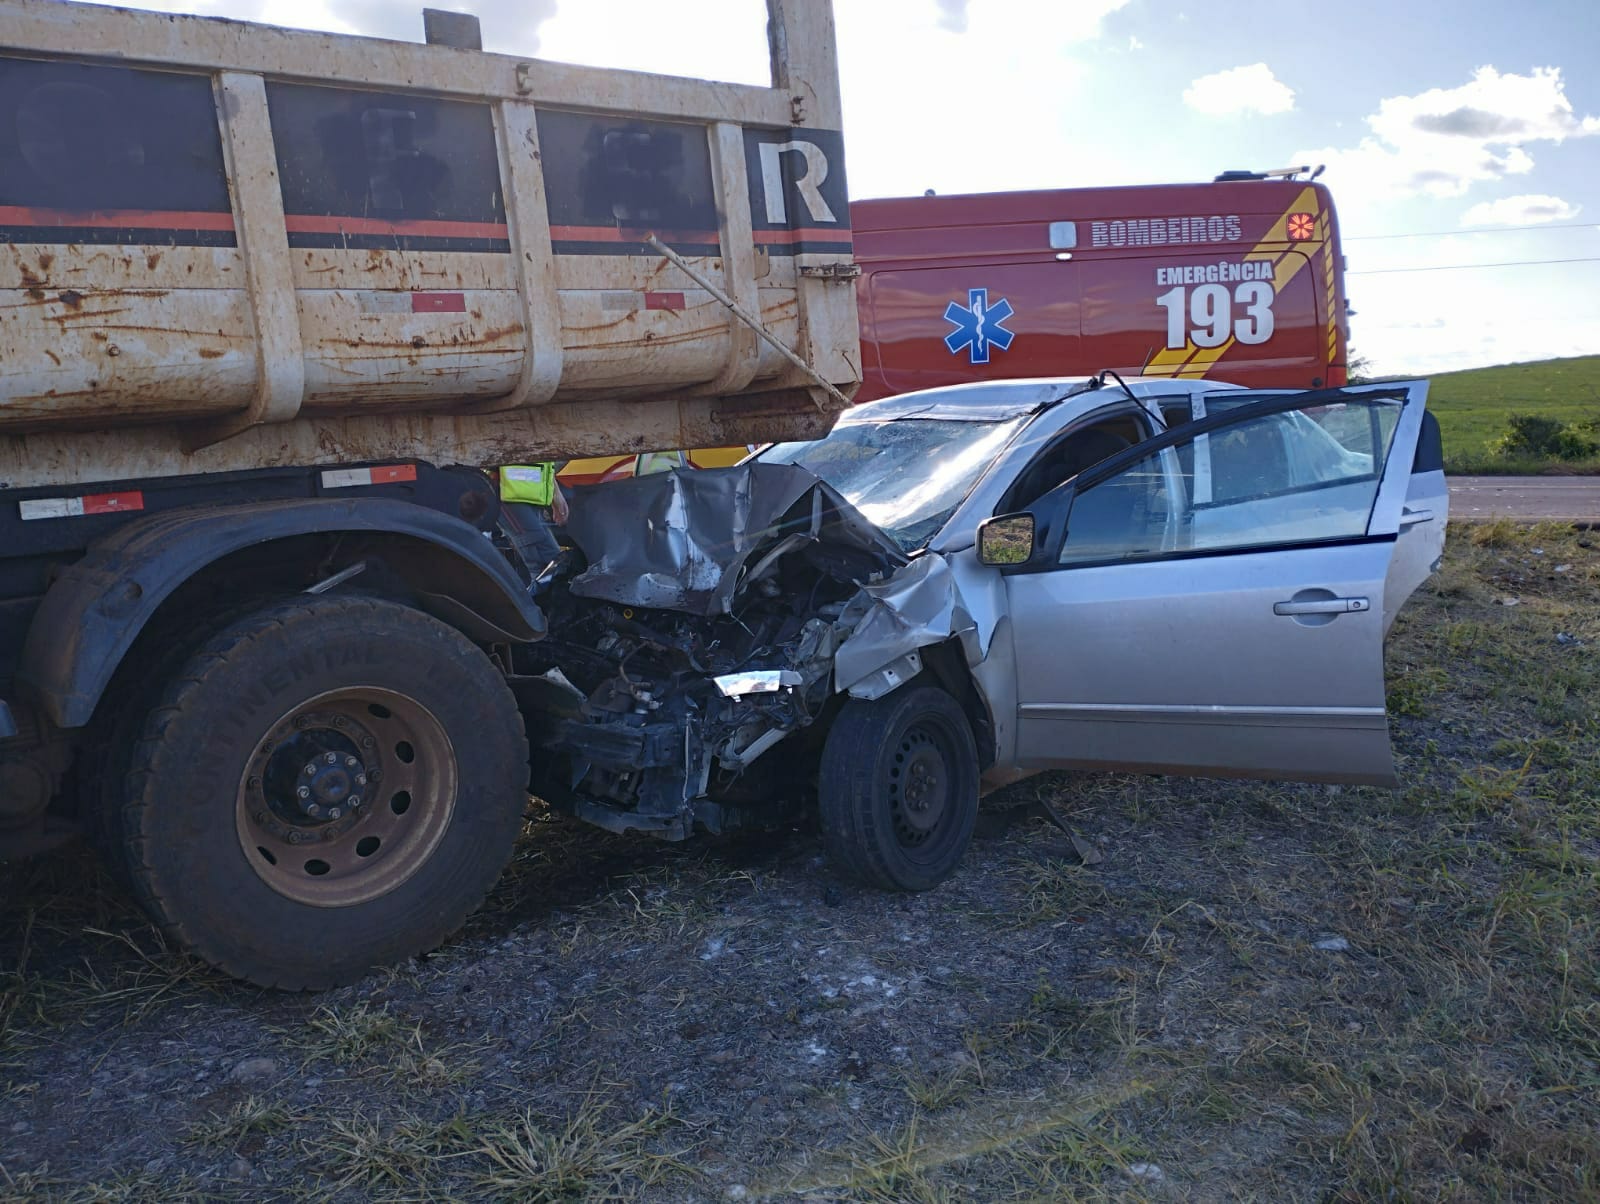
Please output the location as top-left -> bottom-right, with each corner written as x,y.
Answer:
760,417 -> 1025,550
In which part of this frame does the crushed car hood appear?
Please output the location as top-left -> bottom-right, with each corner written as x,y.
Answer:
563,463 -> 907,616
520,463 -> 985,830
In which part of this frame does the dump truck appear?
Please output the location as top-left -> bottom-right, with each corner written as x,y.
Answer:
0,0 -> 860,986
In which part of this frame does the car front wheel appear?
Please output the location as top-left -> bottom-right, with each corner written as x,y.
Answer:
818,685 -> 979,892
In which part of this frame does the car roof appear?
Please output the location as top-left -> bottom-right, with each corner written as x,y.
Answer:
835,376 -> 1244,424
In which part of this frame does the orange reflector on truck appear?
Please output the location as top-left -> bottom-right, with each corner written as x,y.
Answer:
320,465 -> 419,488
19,491 -> 145,520
1287,212 -> 1316,240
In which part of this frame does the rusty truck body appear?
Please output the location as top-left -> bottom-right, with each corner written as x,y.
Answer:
0,0 -> 859,986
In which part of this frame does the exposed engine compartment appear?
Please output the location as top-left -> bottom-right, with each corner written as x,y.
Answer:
511,464 -> 915,839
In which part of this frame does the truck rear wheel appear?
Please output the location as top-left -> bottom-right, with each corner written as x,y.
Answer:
817,686 -> 979,892
120,596 -> 529,989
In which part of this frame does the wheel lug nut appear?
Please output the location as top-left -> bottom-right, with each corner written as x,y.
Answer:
345,756 -> 359,768
369,769 -> 382,783
355,774 -> 368,787
348,795 -> 362,808
304,764 -> 316,777
324,752 -> 338,764
307,803 -> 322,817
328,807 -> 342,819
332,716 -> 346,729
286,831 -> 304,844
296,715 -> 312,729
362,737 -> 376,749
297,785 -> 311,799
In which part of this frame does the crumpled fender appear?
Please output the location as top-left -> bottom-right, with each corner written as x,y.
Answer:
832,554 -> 978,699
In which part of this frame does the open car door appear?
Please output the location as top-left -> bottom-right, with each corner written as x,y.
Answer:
993,382 -> 1435,786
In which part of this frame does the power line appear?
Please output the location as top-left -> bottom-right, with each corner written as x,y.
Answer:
1346,221 -> 1599,240
1348,256 -> 1600,275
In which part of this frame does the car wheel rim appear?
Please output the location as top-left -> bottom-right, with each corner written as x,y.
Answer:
889,725 -> 952,848
235,688 -> 457,907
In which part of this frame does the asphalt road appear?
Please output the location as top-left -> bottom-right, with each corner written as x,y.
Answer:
1450,476 -> 1600,523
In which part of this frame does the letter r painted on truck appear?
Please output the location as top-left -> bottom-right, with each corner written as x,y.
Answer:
743,128 -> 850,251
758,140 -> 837,225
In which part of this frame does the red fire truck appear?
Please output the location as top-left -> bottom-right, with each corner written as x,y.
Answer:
854,170 -> 1346,399
564,170 -> 1347,482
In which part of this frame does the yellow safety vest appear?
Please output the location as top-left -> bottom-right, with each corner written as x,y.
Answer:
499,463 -> 556,507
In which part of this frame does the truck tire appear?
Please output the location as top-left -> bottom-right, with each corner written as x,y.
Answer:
80,605 -> 250,889
817,686 -> 979,892
120,595 -> 529,989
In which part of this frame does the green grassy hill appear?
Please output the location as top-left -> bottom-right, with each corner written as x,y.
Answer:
1402,355 -> 1600,473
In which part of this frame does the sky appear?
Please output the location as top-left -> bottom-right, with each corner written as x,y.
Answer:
81,0 -> 1600,377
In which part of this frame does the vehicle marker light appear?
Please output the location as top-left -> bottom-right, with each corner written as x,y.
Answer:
320,465 -> 419,488
19,491 -> 145,520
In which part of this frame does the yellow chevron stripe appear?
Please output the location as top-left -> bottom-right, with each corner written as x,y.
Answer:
1319,211 -> 1339,366
1147,185 -> 1325,381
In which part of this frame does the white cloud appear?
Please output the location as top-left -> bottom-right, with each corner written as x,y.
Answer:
1129,35 -> 1145,50
934,0 -> 971,34
1461,194 -> 1581,226
1182,64 -> 1295,117
1295,67 -> 1600,203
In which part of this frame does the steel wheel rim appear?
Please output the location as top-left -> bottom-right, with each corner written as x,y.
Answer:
888,724 -> 953,849
235,687 -> 457,907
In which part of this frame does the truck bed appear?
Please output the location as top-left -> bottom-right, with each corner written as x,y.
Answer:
0,0 -> 858,487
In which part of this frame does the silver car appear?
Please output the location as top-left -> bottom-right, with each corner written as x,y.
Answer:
522,375 -> 1447,891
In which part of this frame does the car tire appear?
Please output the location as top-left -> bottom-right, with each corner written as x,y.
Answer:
120,595 -> 529,989
818,685 -> 979,892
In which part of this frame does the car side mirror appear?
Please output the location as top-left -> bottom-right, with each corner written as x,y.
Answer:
977,514 -> 1035,567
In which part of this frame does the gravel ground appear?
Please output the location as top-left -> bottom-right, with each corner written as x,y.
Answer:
2,520 -> 1598,1201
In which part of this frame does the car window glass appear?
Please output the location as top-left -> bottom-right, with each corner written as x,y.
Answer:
1056,397 -> 1403,566
1157,398 -> 1192,427
1055,447 -> 1178,564
1000,411 -> 1148,513
1201,397 -> 1398,499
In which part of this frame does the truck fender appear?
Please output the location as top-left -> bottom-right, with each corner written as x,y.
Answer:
18,498 -> 545,730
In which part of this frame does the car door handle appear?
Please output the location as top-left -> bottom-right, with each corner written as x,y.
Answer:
1274,597 -> 1370,616
1399,508 -> 1434,528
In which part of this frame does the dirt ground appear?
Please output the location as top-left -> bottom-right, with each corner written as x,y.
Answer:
2,519 -> 1597,1202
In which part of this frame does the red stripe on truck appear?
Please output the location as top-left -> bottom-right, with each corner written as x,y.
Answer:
0,205 -> 235,230
283,215 -> 509,240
